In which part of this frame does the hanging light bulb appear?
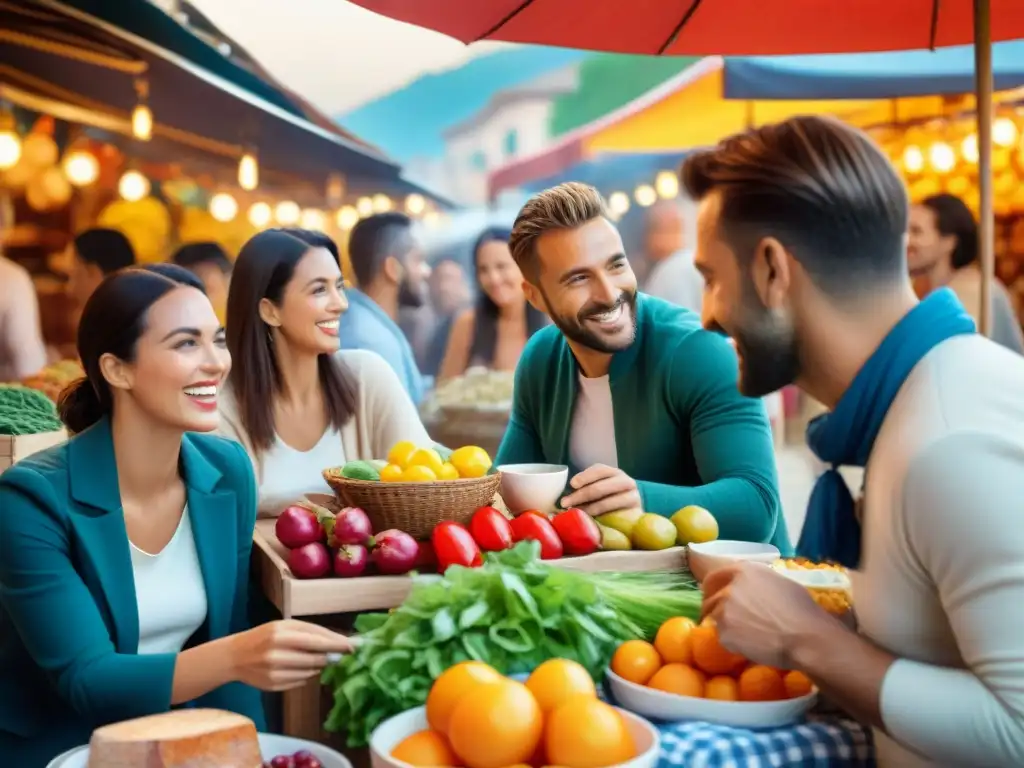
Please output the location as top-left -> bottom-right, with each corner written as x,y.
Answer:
654,171 -> 679,199
634,184 -> 657,207
356,196 -> 373,216
118,170 -> 150,201
209,192 -> 238,222
0,112 -> 21,170
238,152 -> 259,191
993,117 -> 1019,148
404,194 -> 426,215
960,133 -> 979,164
336,205 -> 359,230
372,194 -> 392,213
131,79 -> 152,141
274,200 -> 300,225
607,191 -> 630,216
902,145 -> 925,174
300,208 -> 326,230
422,211 -> 441,227
928,142 -> 956,174
248,201 -> 272,228
62,150 -> 99,186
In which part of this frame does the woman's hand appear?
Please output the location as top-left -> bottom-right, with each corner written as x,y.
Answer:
229,620 -> 354,691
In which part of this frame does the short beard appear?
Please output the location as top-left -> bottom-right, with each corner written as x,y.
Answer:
540,287 -> 638,354
732,281 -> 800,398
398,276 -> 424,309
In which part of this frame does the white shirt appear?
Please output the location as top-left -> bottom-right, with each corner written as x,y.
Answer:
0,255 -> 47,381
644,249 -> 704,314
569,374 -> 618,470
257,427 -> 346,517
851,334 -> 1024,767
130,507 -> 207,655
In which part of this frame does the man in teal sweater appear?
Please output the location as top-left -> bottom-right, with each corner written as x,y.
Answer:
496,182 -> 790,551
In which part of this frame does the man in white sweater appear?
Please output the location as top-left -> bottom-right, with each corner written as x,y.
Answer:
684,115 -> 1024,767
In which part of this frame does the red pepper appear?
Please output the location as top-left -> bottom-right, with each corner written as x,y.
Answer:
551,507 -> 602,556
413,540 -> 438,571
509,510 -> 564,560
469,506 -> 514,551
431,521 -> 483,571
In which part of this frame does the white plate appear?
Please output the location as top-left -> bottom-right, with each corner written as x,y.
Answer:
46,733 -> 352,768
607,668 -> 818,728
369,705 -> 659,768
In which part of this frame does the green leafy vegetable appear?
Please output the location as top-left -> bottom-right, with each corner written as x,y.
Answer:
322,540 -> 701,746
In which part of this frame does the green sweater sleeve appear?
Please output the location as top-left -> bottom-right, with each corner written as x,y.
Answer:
0,466 -> 177,723
637,330 -> 783,545
494,354 -> 545,466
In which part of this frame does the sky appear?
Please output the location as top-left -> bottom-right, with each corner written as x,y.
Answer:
189,0 -> 508,115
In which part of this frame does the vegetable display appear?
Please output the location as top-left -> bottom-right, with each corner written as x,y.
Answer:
0,384 -> 63,436
321,540 -> 702,746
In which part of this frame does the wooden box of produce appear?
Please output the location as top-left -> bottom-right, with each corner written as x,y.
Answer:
0,429 -> 67,471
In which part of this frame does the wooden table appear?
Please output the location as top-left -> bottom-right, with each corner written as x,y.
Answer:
251,520 -> 690,741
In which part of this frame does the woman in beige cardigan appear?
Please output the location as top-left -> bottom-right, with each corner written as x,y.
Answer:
218,229 -> 432,517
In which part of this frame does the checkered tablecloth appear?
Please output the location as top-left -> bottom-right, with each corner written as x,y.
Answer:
656,715 -> 875,767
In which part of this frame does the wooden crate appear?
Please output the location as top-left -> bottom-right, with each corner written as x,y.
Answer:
0,429 -> 67,471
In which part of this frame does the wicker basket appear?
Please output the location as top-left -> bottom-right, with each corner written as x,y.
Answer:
322,468 -> 502,540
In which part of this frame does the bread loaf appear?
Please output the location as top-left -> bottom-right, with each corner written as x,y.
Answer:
88,709 -> 262,768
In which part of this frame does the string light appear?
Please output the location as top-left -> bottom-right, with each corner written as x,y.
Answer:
131,79 -> 152,141
404,194 -> 426,215
902,146 -> 925,174
607,191 -> 630,216
118,170 -> 150,201
634,184 -> 657,207
0,129 -> 21,170
993,117 -> 1019,148
960,134 -> 979,164
928,142 -> 956,174
356,196 -> 373,216
654,171 -> 679,199
62,150 -> 99,186
274,201 -> 300,225
372,194 -> 392,213
238,152 -> 259,191
209,192 -> 238,222
336,205 -> 359,230
248,201 -> 272,228
300,208 -> 326,230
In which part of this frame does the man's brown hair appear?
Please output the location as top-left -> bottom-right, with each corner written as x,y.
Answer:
509,182 -> 608,281
680,115 -> 908,297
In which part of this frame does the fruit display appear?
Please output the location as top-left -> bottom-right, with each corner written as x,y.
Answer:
322,541 -> 702,746
594,505 -> 719,552
387,661 -> 640,768
610,617 -> 814,704
264,750 -> 322,768
19,359 -> 84,403
0,383 -> 63,436
772,558 -> 853,615
335,441 -> 493,484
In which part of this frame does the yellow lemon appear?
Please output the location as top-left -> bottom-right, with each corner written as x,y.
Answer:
387,440 -> 417,469
402,464 -> 438,482
438,462 -> 460,481
379,463 -> 405,482
409,447 -> 444,476
450,445 -> 492,479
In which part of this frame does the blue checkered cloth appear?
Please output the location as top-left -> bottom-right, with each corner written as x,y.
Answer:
656,715 -> 875,767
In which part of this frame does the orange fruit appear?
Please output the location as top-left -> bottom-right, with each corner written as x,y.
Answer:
647,663 -> 705,698
705,675 -> 739,701
610,640 -> 662,685
426,661 -> 502,735
391,729 -> 459,766
690,622 -> 746,676
784,670 -> 814,699
545,695 -> 636,768
525,659 -> 597,714
738,665 -> 788,702
654,616 -> 695,664
448,679 -> 543,768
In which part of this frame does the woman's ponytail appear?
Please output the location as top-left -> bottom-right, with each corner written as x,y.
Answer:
57,376 -> 106,435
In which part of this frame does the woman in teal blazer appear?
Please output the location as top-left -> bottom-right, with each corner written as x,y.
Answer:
0,269 -> 351,766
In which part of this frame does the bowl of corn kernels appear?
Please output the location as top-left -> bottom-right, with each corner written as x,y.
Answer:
771,558 -> 852,615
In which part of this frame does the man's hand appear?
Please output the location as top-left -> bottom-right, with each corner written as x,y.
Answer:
700,561 -> 837,670
560,464 -> 642,517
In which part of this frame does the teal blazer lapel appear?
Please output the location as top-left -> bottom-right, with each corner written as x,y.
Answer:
180,434 -> 236,639
66,419 -> 139,654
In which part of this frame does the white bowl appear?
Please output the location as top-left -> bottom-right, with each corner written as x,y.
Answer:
370,705 -> 660,768
46,733 -> 352,768
497,463 -> 568,514
686,540 -> 780,583
607,668 -> 817,728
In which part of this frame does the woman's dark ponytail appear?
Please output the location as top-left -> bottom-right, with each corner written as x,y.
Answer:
57,376 -> 106,435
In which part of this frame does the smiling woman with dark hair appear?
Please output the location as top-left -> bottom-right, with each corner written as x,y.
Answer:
217,228 -> 431,517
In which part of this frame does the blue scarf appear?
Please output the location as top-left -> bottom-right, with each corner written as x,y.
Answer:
796,288 -> 976,568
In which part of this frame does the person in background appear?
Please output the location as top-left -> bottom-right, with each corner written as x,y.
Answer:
217,229 -> 431,517
66,228 -> 136,310
908,193 -> 1024,354
685,115 -> 1024,768
172,242 -> 233,325
495,182 -> 787,551
438,228 -> 547,381
0,214 -> 47,379
416,257 -> 471,377
0,269 -> 351,766
338,213 -> 429,405
641,200 -> 704,314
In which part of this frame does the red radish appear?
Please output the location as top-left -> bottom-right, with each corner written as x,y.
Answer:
288,541 -> 331,579
275,505 -> 323,549
328,506 -> 373,547
332,544 -> 369,577
469,506 -> 514,551
414,540 -> 438,571
371,529 -> 419,575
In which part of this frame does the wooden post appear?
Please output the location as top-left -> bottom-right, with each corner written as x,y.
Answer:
973,0 -> 994,337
